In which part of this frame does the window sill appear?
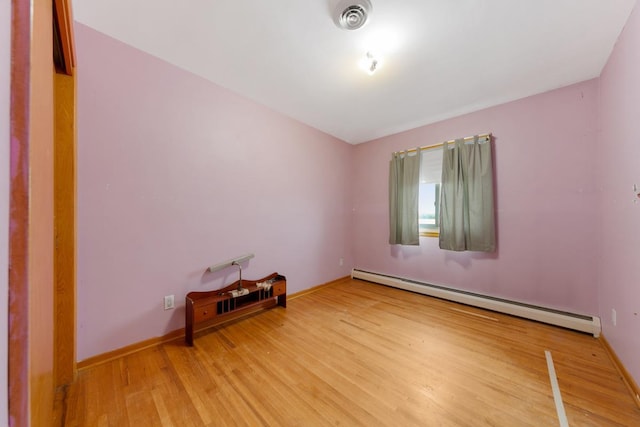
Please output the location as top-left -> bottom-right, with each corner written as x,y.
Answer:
420,231 -> 439,238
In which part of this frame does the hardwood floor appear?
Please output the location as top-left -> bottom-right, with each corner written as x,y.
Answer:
63,279 -> 640,426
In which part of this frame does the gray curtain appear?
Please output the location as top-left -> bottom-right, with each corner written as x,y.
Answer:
439,136 -> 496,252
389,151 -> 421,245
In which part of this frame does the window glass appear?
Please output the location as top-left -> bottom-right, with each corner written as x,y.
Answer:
419,147 -> 441,236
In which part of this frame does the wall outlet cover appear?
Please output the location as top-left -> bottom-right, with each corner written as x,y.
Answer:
164,295 -> 175,310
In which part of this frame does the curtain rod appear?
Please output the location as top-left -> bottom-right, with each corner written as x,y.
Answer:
394,133 -> 492,155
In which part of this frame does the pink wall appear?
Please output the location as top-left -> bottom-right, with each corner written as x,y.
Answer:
76,11 -> 640,389
75,24 -> 354,360
598,3 -> 640,386
353,80 -> 600,316
1,2 -> 10,425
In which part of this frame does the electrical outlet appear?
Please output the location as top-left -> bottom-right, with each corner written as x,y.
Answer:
612,308 -> 617,326
339,258 -> 344,266
164,295 -> 175,310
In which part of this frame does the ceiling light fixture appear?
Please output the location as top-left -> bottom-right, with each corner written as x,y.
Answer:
360,51 -> 380,75
334,0 -> 372,31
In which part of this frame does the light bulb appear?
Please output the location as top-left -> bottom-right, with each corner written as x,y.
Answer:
360,51 -> 382,75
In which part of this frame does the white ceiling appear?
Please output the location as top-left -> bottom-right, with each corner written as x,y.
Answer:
72,0 -> 637,144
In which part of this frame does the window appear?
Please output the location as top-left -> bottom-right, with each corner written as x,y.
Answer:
419,147 -> 441,237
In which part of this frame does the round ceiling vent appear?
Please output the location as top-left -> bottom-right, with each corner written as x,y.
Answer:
334,0 -> 372,31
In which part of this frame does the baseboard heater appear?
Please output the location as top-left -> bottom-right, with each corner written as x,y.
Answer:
351,269 -> 601,337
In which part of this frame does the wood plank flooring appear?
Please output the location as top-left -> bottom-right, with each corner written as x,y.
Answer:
63,279 -> 640,426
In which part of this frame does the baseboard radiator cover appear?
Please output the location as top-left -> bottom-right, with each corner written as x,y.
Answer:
351,269 -> 601,337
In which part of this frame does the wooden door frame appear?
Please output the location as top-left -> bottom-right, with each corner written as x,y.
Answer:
53,0 -> 77,387
8,0 -> 32,424
9,0 -> 77,424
